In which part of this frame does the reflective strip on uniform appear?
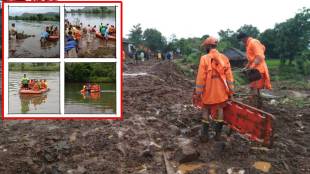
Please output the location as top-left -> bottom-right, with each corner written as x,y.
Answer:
196,85 -> 205,88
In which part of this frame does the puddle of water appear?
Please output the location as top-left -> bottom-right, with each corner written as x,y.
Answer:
253,161 -> 271,173
260,92 -> 279,99
124,72 -> 148,76
177,162 -> 220,174
177,163 -> 206,174
227,167 -> 245,174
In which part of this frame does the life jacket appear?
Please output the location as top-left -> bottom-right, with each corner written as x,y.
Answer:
33,83 -> 39,91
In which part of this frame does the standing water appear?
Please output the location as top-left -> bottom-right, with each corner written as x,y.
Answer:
65,83 -> 116,114
9,71 -> 60,114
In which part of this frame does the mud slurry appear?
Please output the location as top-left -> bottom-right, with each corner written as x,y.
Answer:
1,60 -> 310,173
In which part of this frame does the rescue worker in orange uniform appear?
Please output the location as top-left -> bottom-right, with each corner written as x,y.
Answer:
196,36 -> 234,141
237,32 -> 271,106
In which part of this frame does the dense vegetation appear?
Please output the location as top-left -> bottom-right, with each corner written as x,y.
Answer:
65,63 -> 116,83
9,13 -> 60,21
9,63 -> 59,71
65,7 -> 114,13
127,8 -> 310,75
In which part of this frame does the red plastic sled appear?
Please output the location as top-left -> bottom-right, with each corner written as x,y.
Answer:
223,100 -> 274,146
192,91 -> 275,146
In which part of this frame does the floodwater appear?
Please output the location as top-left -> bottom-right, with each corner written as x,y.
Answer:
9,71 -> 60,114
65,13 -> 115,29
65,82 -> 116,114
9,20 -> 60,58
65,13 -> 116,58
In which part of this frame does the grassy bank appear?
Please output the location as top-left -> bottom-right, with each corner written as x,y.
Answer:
9,63 -> 59,71
175,58 -> 310,89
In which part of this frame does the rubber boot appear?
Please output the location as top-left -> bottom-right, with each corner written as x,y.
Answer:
214,122 -> 224,141
200,121 -> 210,143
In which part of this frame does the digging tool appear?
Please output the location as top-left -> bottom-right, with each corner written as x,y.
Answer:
192,94 -> 275,147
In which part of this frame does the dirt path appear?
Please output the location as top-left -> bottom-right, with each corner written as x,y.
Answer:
1,60 -> 310,173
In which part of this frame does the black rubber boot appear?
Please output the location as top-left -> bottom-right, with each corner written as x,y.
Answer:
200,122 -> 210,142
214,122 -> 224,141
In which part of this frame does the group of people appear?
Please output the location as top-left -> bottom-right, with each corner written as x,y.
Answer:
64,19 -> 116,57
98,23 -> 116,39
21,74 -> 48,91
41,25 -> 59,41
82,82 -> 101,92
195,32 -> 271,142
65,21 -> 83,57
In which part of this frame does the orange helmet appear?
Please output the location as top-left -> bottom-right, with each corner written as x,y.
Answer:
201,36 -> 218,47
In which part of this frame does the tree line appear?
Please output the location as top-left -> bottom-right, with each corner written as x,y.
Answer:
65,63 -> 116,83
65,7 -> 114,14
9,14 -> 60,21
127,8 -> 310,71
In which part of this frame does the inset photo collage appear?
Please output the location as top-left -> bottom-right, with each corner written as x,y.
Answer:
2,2 -> 122,119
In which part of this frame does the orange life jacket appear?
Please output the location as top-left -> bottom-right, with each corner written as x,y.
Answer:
246,37 -> 271,89
195,49 -> 234,105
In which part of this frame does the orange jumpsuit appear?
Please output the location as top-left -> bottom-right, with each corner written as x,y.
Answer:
195,49 -> 234,105
246,37 -> 271,90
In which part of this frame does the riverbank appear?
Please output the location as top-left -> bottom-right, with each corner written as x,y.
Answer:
9,63 -> 60,71
9,16 -> 59,22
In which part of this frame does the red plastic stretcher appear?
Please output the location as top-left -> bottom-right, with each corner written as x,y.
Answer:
192,92 -> 275,146
223,100 -> 275,146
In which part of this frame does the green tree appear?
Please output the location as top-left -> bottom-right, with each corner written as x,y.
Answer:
237,24 -> 260,39
37,14 -> 43,21
128,24 -> 143,45
265,8 -> 310,65
143,28 -> 167,51
259,29 -> 277,58
218,29 -> 239,50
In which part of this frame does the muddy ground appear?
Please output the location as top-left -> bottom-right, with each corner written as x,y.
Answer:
1,59 -> 310,174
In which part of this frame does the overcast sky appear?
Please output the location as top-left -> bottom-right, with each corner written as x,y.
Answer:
124,0 -> 310,39
9,7 -> 59,16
